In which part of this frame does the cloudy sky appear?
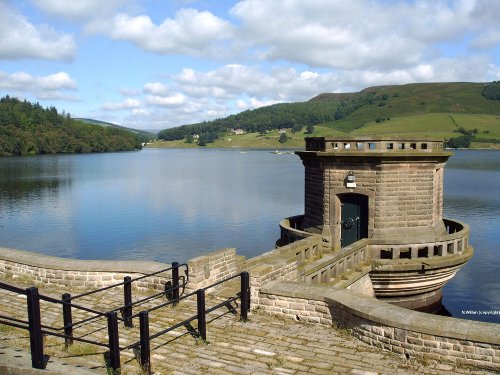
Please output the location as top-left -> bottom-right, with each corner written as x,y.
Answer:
0,0 -> 499,130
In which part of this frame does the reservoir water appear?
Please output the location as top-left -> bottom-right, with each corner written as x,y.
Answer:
0,148 -> 498,323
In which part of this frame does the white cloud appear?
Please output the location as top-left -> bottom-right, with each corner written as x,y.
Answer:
0,71 -> 78,100
119,87 -> 141,96
236,97 -> 281,110
471,30 -> 500,49
101,98 -> 142,111
143,82 -> 170,96
104,8 -> 233,56
229,0 -> 497,70
147,94 -> 186,107
0,2 -> 75,61
32,0 -> 127,21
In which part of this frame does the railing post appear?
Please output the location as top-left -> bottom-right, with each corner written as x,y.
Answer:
123,276 -> 133,327
139,311 -> 151,374
240,272 -> 250,322
107,311 -> 121,372
172,262 -> 179,305
62,293 -> 73,347
196,289 -> 206,342
26,287 -> 45,369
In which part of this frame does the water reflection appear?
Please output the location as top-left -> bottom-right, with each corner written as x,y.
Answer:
0,156 -> 72,202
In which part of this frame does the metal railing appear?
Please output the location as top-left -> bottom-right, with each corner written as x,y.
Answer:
123,271 -> 250,374
0,266 -> 250,374
0,263 -> 187,372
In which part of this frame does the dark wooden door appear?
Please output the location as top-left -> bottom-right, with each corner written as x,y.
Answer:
340,194 -> 368,247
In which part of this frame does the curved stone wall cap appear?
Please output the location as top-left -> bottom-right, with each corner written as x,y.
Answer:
0,246 -> 170,274
261,281 -> 500,345
328,289 -> 499,344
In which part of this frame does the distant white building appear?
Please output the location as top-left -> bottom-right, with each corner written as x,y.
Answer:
232,129 -> 246,135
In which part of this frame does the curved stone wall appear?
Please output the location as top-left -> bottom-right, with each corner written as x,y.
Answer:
259,281 -> 500,371
0,246 -> 171,290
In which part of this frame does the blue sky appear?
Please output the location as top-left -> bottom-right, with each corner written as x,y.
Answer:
0,0 -> 499,130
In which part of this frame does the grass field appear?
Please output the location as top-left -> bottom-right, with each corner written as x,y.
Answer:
148,113 -> 500,149
148,126 -> 350,149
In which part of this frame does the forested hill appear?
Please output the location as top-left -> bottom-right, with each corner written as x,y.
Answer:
157,82 -> 500,146
74,118 -> 156,143
158,100 -> 339,143
0,96 -> 142,156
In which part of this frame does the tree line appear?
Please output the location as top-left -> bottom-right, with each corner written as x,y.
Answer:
157,100 -> 341,144
0,96 -> 142,156
157,92 -> 388,145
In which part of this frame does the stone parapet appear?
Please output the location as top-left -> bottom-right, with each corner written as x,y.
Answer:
259,281 -> 500,371
187,248 -> 239,290
0,247 -> 171,290
244,236 -> 323,304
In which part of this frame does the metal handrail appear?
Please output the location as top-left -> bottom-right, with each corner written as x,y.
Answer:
128,271 -> 250,373
70,263 -> 188,300
0,263 -> 247,374
0,285 -> 122,371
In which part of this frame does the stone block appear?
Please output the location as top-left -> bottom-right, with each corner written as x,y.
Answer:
475,347 -> 495,357
423,340 -> 439,348
407,337 -> 424,346
440,342 -> 453,350
394,328 -> 406,342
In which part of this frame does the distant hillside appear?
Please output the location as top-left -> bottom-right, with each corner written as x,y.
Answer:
154,82 -> 500,149
309,82 -> 500,132
0,96 -> 142,156
74,118 -> 156,142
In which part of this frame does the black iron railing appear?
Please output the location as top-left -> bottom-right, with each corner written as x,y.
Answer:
0,263 -> 187,372
0,265 -> 250,374
124,271 -> 250,374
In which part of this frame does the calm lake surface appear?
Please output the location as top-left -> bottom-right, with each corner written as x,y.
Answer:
0,148 -> 498,323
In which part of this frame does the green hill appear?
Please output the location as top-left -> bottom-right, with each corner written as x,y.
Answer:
74,118 -> 156,142
0,96 -> 143,156
153,82 -> 500,149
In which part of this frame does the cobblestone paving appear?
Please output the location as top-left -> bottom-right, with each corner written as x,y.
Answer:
0,278 -> 495,375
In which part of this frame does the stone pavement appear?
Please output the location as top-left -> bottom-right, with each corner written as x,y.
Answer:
0,277 -> 496,375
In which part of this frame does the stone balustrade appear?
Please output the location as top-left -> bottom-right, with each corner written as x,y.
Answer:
370,219 -> 469,261
305,137 -> 445,153
299,239 -> 370,284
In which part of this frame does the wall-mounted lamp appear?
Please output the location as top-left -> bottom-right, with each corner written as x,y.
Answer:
346,170 -> 356,188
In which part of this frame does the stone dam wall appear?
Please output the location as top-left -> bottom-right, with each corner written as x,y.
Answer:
0,244 -> 498,370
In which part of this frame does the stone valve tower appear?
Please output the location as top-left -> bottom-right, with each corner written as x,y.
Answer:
279,137 -> 473,311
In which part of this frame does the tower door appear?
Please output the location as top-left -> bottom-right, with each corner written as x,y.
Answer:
340,194 -> 368,247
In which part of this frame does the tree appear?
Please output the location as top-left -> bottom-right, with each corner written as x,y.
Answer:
482,81 -> 500,100
306,124 -> 314,134
185,134 -> 194,143
445,135 -> 473,149
292,123 -> 303,133
279,133 -> 288,143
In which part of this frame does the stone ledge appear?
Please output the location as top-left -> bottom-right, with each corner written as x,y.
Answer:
0,246 -> 169,274
260,281 -> 500,346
